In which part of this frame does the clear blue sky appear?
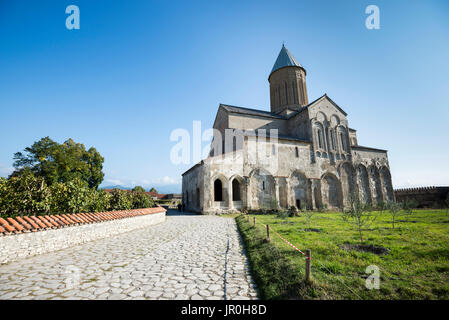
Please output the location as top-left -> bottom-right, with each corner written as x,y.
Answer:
1,0 -> 448,192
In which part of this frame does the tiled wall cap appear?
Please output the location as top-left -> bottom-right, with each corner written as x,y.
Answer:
0,207 -> 166,236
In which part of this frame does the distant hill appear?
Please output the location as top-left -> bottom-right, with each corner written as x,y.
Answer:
100,185 -> 132,190
99,184 -> 181,194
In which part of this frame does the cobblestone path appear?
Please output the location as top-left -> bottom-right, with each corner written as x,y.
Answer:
0,213 -> 257,300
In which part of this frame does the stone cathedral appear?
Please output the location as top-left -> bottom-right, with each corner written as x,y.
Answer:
182,45 -> 394,214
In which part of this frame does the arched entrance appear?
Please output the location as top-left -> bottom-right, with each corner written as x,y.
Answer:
214,179 -> 223,202
321,173 -> 343,208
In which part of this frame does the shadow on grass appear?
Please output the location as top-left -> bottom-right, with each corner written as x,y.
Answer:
235,215 -> 322,300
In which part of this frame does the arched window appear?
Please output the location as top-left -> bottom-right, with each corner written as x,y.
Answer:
196,188 -> 200,207
340,133 -> 346,152
277,86 -> 281,106
292,81 -> 298,104
284,82 -> 289,105
214,179 -> 223,201
295,147 -> 299,158
232,179 -> 241,201
317,128 -> 323,149
330,130 -> 336,150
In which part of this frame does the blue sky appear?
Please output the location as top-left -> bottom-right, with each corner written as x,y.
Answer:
0,0 -> 448,192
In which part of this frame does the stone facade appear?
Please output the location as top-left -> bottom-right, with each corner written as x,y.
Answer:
0,209 -> 166,264
182,45 -> 394,214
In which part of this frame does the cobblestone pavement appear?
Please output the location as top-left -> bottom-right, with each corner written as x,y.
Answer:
0,212 -> 257,300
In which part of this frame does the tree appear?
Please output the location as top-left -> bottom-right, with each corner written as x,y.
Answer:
402,199 -> 418,221
132,186 -> 146,193
12,137 -> 104,189
0,177 -> 9,216
130,191 -> 154,209
49,178 -> 91,214
149,187 -> 157,193
344,194 -> 376,243
377,200 -> 387,215
109,189 -> 132,210
387,201 -> 403,230
88,189 -> 111,212
6,169 -> 50,217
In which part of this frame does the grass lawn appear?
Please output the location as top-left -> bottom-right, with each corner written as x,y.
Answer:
237,209 -> 449,299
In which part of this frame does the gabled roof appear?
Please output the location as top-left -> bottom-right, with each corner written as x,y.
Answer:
303,94 -> 348,116
220,104 -> 285,119
270,45 -> 303,75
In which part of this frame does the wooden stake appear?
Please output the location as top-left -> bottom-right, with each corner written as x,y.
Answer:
253,217 -> 256,227
305,249 -> 311,283
266,225 -> 270,241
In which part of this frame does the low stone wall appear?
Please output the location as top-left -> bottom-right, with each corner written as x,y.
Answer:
0,208 -> 166,265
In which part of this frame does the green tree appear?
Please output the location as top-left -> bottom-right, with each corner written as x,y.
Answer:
109,189 -> 132,210
0,177 -> 9,216
402,199 -> 418,221
88,189 -> 112,212
49,178 -> 91,214
130,191 -> 154,209
132,186 -> 146,193
344,194 -> 376,243
149,187 -> 157,193
12,137 -> 104,189
6,169 -> 50,217
387,201 -> 403,230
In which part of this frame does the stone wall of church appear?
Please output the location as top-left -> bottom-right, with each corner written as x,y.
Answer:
182,136 -> 394,214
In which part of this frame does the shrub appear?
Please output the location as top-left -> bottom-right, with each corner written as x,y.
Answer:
345,195 -> 376,243
130,190 -> 154,209
109,188 -> 132,210
49,178 -> 91,214
387,200 -> 403,229
5,169 -> 50,217
88,189 -> 112,212
276,210 -> 289,219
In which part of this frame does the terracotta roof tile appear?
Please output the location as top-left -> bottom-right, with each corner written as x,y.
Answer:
15,216 -> 33,231
30,216 -> 47,229
60,214 -> 77,225
0,218 -> 15,233
42,216 -> 59,228
0,207 -> 166,236
80,213 -> 96,222
37,216 -> 53,228
54,215 -> 70,226
72,213 -> 88,223
6,218 -> 24,232
23,216 -> 41,230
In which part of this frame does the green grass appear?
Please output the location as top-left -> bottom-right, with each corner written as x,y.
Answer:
237,209 -> 449,300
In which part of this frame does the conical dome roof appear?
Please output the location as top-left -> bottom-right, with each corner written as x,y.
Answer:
270,45 -> 302,75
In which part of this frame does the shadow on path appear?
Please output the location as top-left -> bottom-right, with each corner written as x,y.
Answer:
165,209 -> 200,216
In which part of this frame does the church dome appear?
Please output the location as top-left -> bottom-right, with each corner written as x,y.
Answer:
269,44 -> 303,76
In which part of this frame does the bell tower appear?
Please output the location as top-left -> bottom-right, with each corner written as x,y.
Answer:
268,45 -> 308,114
